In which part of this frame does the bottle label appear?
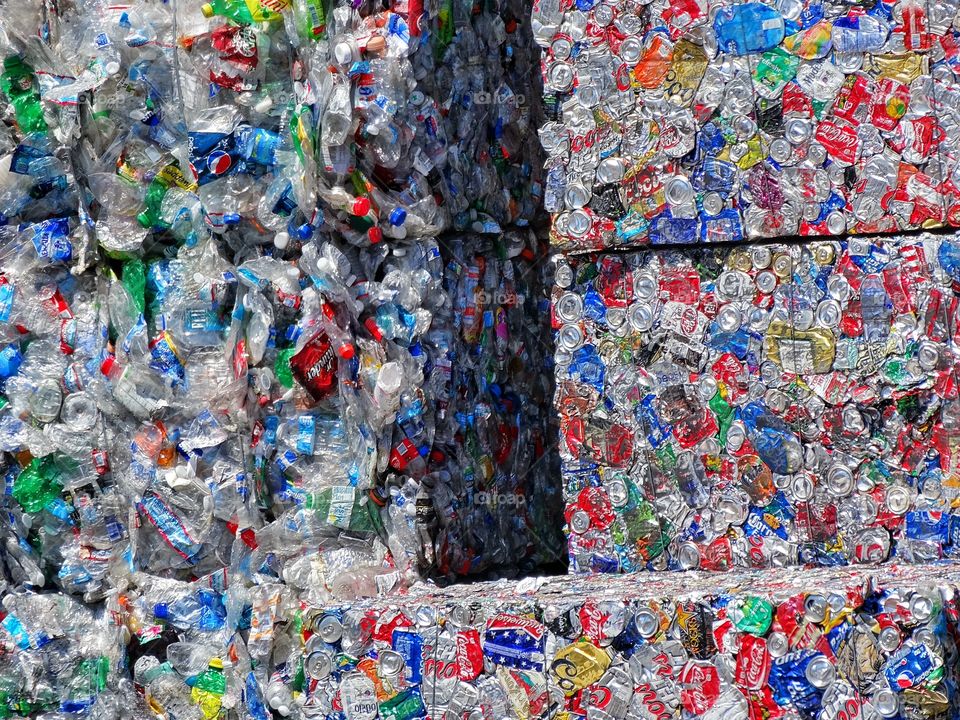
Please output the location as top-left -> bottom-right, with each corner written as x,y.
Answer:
290,330 -> 338,400
327,486 -> 355,529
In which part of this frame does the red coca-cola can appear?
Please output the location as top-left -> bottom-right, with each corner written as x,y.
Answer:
735,635 -> 771,690
455,629 -> 484,680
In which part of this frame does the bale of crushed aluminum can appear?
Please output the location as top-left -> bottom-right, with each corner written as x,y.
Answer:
534,0 -> 960,251
553,234 -> 960,574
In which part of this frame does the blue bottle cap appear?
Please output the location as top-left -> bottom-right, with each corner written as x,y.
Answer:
389,208 -> 407,226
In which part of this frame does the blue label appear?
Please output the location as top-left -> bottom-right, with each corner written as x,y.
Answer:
26,217 -> 72,262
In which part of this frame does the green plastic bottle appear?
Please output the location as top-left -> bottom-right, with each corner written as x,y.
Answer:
137,163 -> 195,230
0,56 -> 47,134
274,347 -> 295,388
190,658 -> 226,720
305,486 -> 381,533
12,457 -> 62,513
137,175 -> 171,230
122,259 -> 147,314
200,0 -> 283,24
294,0 -> 326,40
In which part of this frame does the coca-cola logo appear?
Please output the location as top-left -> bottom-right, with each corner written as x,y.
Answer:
678,306 -> 698,336
569,125 -> 612,154
679,661 -> 719,715
818,123 -> 848,143
455,631 -> 482,680
736,636 -> 770,689
579,602 -> 607,642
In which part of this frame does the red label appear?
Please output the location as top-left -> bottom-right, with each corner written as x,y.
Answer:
455,629 -> 483,681
680,660 -> 720,715
673,407 -> 719,449
871,78 -> 910,132
578,487 -> 617,531
735,635 -> 771,690
290,330 -> 338,401
578,601 -> 611,644
659,267 -> 701,305
815,121 -> 860,164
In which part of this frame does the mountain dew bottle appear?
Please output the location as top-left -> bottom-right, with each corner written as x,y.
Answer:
190,658 -> 226,720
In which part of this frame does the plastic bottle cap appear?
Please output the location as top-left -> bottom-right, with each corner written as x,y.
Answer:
296,224 -> 313,240
105,61 -> 120,75
389,208 -> 407,226
153,602 -> 169,619
200,3 -> 215,17
338,343 -> 355,360
100,357 -> 118,376
274,231 -> 289,250
367,226 -> 383,244
352,197 -> 371,215
334,42 -> 354,65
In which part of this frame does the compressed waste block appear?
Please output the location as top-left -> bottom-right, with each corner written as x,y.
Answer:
534,0 -> 960,251
3,563 -> 960,718
0,224 -> 557,600
432,233 -> 564,579
554,234 -> 960,573
0,0 -> 558,608
3,0 -> 542,251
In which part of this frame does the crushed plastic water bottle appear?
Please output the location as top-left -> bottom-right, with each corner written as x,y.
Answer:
536,0 -> 960,251
430,232 -> 564,578
0,0 -> 560,620
554,234 -> 960,574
